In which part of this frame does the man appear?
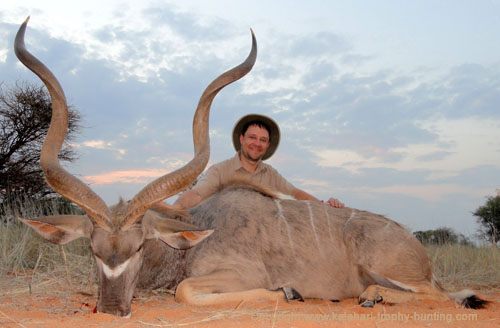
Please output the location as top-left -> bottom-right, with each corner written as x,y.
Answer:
173,114 -> 344,209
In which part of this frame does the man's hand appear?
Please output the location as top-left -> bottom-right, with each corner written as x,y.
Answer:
326,197 -> 344,208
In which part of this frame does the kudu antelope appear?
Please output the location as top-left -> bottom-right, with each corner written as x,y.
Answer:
15,18 -> 486,317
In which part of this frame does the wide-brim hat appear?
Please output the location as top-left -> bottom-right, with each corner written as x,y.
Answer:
232,114 -> 280,160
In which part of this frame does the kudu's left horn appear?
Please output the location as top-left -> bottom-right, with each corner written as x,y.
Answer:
15,17 -> 113,231
14,17 -> 257,231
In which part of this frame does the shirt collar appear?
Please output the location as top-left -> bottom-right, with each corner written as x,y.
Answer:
234,152 -> 266,174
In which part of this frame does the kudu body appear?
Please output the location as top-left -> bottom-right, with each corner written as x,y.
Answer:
15,18 -> 486,317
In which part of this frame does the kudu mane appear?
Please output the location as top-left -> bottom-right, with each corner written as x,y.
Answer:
144,180 -> 284,224
209,178 -> 287,200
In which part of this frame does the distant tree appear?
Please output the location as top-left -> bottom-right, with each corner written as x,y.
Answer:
473,194 -> 500,246
456,233 -> 473,246
413,227 -> 471,246
0,81 -> 82,202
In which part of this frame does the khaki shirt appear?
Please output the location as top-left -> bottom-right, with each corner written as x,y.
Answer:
192,153 -> 297,199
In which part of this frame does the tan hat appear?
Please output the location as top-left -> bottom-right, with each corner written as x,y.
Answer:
232,114 -> 280,160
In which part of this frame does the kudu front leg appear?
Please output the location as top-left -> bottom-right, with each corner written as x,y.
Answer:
175,270 -> 302,305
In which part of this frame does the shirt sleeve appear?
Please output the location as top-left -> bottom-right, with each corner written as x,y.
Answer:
190,165 -> 221,200
266,166 -> 297,196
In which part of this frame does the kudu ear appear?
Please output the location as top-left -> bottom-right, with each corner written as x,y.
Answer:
143,212 -> 213,249
18,215 -> 93,245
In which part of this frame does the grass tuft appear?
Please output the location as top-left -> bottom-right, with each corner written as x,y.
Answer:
0,195 -> 94,291
426,243 -> 500,290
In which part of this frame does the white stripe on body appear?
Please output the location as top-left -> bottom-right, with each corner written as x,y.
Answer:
386,277 -> 417,292
306,201 -> 323,257
344,209 -> 358,231
323,206 -> 335,243
275,199 -> 297,258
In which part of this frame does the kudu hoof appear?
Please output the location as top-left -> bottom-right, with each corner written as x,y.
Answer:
281,287 -> 304,302
359,294 -> 383,308
360,300 -> 375,308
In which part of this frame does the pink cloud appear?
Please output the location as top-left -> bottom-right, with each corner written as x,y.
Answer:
84,169 -> 171,185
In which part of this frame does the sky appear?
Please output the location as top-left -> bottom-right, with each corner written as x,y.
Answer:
1,0 -> 499,238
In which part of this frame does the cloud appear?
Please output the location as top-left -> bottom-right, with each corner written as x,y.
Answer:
145,156 -> 188,168
0,48 -> 6,63
415,151 -> 454,162
352,184 -> 491,202
142,5 -> 234,42
310,116 -> 500,178
259,59 -> 500,170
82,140 -> 126,156
289,31 -> 350,57
0,22 -> 9,63
84,169 -> 170,185
292,178 -> 329,188
83,140 -> 111,149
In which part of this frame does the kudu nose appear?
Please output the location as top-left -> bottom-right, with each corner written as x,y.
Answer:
98,300 -> 131,317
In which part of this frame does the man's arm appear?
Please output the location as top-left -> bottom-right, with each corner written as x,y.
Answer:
268,166 -> 345,208
172,189 -> 203,210
172,164 -> 222,210
292,188 -> 344,208
292,188 -> 320,201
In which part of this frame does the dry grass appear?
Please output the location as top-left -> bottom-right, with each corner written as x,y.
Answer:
0,196 -> 95,293
425,243 -> 500,290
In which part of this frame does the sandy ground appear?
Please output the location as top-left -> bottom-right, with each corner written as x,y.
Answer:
0,272 -> 498,328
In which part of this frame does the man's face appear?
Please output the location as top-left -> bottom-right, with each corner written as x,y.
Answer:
239,124 -> 270,162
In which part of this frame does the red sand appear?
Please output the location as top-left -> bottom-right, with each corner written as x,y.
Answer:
0,273 -> 498,328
